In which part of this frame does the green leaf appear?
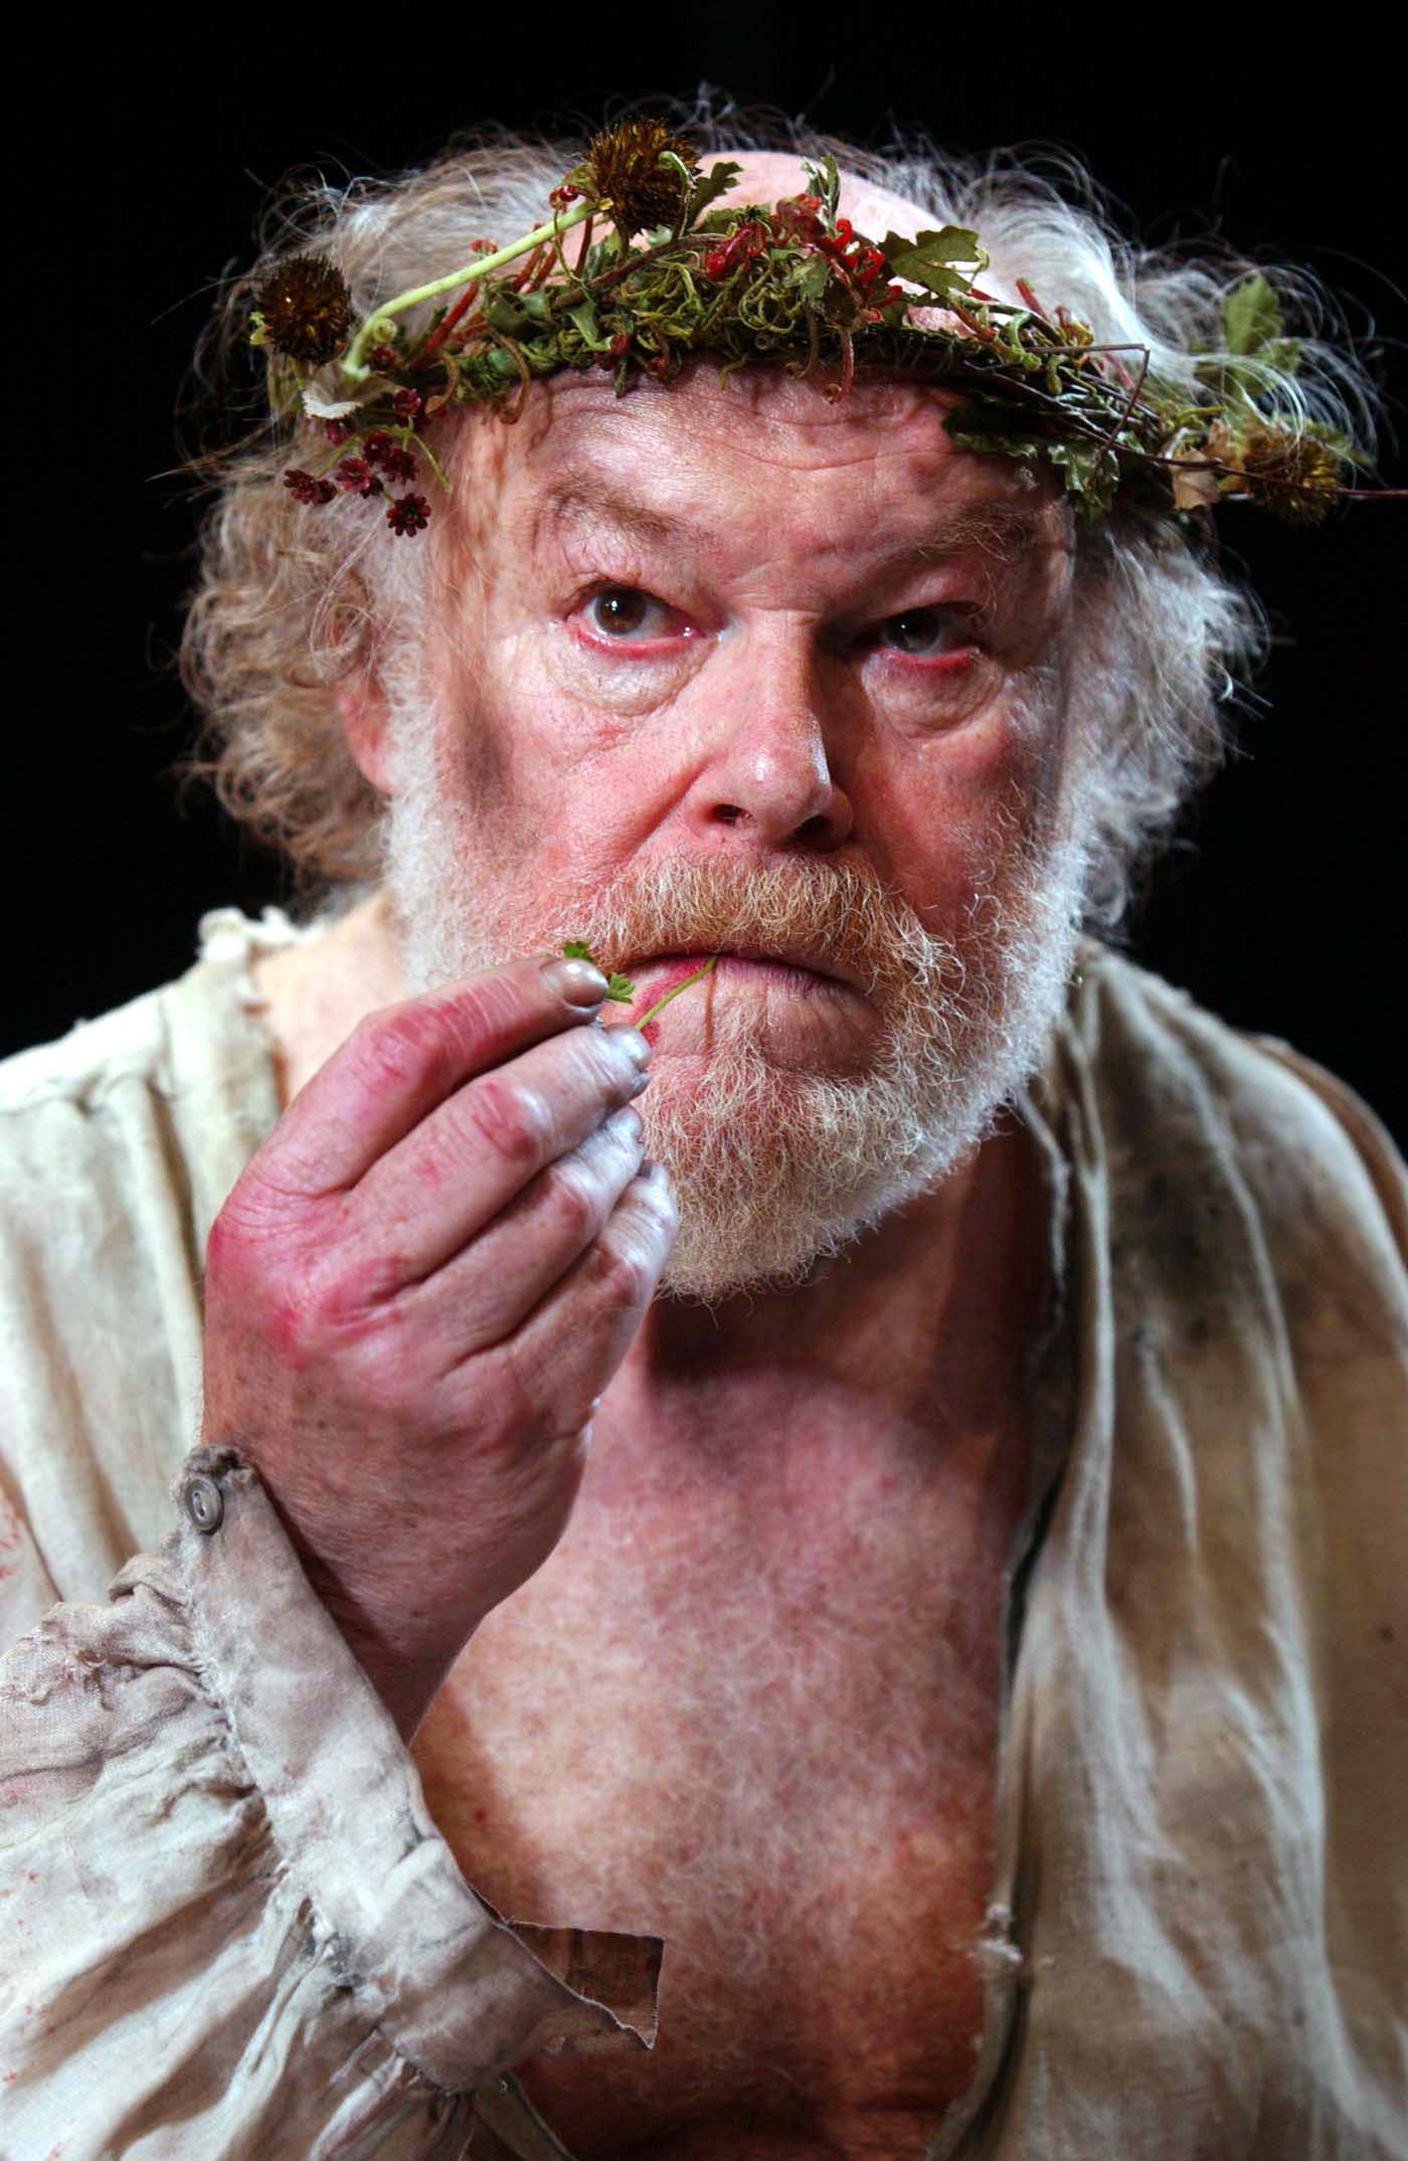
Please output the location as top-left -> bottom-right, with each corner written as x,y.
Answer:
944,401 -> 1047,461
1260,335 -> 1302,379
793,255 -> 831,305
802,151 -> 841,226
485,293 -> 531,335
996,312 -> 1044,369
882,227 -> 989,301
1223,273 -> 1283,358
1047,438 -> 1122,517
562,939 -> 635,1002
687,160 -> 743,224
947,427 -> 1049,463
566,297 -> 612,351
581,239 -> 618,281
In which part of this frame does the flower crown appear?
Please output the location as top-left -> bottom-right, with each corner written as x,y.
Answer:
250,120 -> 1373,540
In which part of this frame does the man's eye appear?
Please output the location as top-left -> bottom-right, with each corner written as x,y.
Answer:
584,587 -> 674,640
875,607 -> 975,657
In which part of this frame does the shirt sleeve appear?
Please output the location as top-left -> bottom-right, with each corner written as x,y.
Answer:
1236,1026 -> 1408,1264
0,1446 -> 661,2160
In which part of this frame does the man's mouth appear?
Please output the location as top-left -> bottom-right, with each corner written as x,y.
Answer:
621,945 -> 860,1003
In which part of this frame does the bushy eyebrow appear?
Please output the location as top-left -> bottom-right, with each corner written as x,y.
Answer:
530,470 -> 1055,577
873,500 -> 1058,576
531,474 -> 688,555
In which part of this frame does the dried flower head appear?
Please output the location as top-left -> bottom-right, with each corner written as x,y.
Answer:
574,119 -> 699,239
255,254 -> 354,364
1208,418 -> 1345,523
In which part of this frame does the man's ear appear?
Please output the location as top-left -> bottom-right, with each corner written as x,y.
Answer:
337,674 -> 395,796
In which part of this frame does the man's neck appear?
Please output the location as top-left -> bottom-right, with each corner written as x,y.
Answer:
249,889 -> 1055,1428
250,888 -> 409,1112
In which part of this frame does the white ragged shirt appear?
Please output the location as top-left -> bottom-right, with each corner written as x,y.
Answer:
1,905 -> 1405,2159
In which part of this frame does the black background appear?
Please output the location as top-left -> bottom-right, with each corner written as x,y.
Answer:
9,28 -> 1404,1137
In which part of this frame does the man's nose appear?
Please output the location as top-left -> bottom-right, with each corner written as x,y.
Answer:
681,622 -> 854,851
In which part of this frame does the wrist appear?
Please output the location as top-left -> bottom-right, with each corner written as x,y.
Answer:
334,1629 -> 450,1747
250,1479 -> 464,1744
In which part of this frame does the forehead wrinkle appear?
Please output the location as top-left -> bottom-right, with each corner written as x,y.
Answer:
528,471 -> 695,559
524,464 -> 1059,588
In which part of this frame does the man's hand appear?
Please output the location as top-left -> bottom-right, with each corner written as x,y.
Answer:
200,954 -> 674,1740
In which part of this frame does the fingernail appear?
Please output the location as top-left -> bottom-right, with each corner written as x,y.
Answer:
541,955 -> 609,1006
612,1028 -> 652,1069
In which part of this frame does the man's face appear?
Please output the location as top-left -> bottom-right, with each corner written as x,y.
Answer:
380,354 -> 1092,1306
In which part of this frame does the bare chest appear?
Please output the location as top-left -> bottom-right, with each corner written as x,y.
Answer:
412,1410 -> 1028,2160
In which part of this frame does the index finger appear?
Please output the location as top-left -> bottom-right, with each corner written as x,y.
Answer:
257,952 -> 614,1196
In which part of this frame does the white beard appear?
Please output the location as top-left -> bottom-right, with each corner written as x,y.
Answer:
381,690 -> 1089,1310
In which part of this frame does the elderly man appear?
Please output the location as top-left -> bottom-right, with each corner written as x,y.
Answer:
0,125 -> 1403,2161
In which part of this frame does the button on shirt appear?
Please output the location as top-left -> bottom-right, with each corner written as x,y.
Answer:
1,904 -> 1405,2160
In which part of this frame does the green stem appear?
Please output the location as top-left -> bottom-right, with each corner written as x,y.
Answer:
633,954 -> 719,1029
342,201 -> 596,382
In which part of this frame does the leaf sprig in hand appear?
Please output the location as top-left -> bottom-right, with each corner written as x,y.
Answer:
562,940 -> 719,1028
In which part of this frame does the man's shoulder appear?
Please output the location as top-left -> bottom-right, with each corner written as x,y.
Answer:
0,977 -> 174,1122
0,907 -> 306,1595
1075,938 -> 1407,1283
0,904 -> 309,1110
0,906 -> 303,1231
1076,937 -> 1400,1160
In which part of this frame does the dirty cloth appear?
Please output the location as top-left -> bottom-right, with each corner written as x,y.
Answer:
0,904 -> 1404,2161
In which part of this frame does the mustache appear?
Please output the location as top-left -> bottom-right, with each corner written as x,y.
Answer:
535,855 -> 950,999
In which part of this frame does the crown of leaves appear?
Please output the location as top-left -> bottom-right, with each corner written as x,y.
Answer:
250,119 -> 1372,540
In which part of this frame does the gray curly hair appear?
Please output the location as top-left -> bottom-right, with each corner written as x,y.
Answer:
171,93 -> 1381,937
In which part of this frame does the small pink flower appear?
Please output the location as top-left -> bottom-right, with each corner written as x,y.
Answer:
336,458 -> 384,498
283,467 -> 336,506
386,492 -> 431,537
363,431 -> 416,482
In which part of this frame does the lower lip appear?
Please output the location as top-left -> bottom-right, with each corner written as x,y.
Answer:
629,954 -> 845,1009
